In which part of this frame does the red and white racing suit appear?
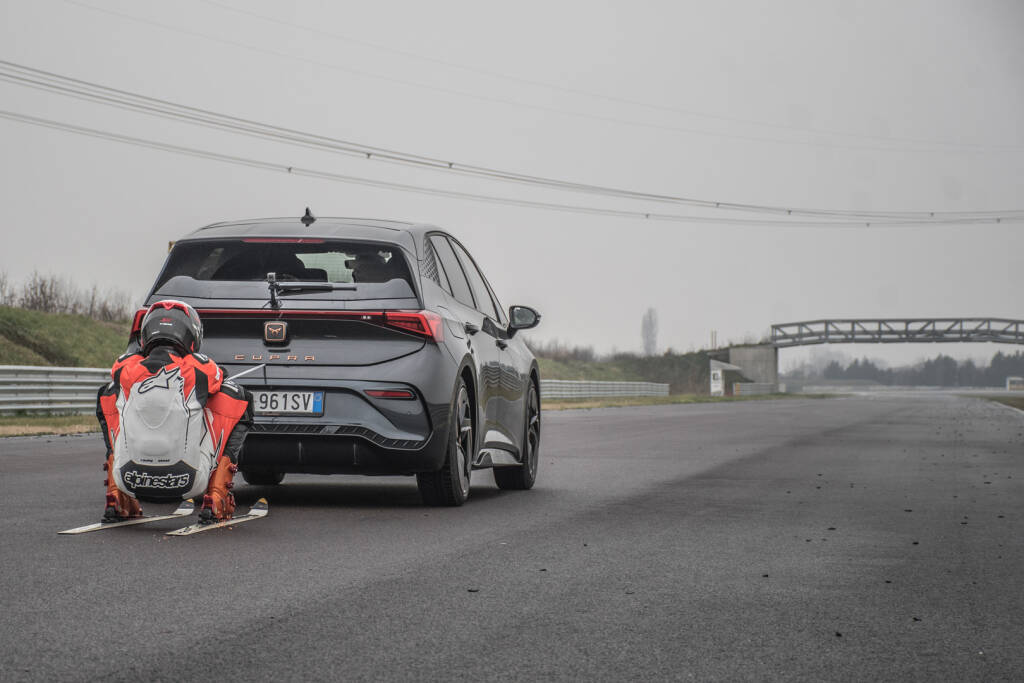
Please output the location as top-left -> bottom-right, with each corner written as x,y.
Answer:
96,346 -> 251,502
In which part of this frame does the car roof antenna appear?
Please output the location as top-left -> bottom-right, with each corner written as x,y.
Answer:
301,207 -> 316,227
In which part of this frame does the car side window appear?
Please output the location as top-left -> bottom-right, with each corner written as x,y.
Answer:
429,235 -> 474,308
485,280 -> 507,325
450,240 -> 499,321
422,238 -> 452,295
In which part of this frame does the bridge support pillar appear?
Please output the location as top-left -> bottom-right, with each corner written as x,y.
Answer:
728,345 -> 778,385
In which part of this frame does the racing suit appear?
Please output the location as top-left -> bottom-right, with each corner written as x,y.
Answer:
96,346 -> 252,504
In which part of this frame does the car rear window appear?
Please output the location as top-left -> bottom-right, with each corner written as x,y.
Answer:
152,239 -> 416,299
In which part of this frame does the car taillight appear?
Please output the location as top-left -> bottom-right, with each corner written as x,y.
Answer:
383,310 -> 444,342
148,307 -> 444,341
129,307 -> 147,340
364,389 -> 416,400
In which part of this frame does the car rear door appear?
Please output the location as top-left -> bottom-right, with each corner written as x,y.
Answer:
428,234 -> 506,454
446,237 -> 520,454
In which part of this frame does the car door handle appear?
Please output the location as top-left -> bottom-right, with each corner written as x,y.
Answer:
464,322 -> 480,335
495,339 -> 508,350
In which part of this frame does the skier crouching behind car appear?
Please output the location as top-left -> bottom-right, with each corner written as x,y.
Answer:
96,300 -> 252,524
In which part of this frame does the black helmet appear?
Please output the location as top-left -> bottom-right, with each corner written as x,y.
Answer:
140,300 -> 203,355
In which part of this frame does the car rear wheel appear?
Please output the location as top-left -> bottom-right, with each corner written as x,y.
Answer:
494,381 -> 540,491
417,379 -> 473,506
241,469 -> 285,486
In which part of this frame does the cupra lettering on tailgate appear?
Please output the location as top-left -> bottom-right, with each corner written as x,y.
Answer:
234,354 -> 316,361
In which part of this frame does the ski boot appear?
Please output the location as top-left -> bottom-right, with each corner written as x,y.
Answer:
102,453 -> 142,522
198,456 -> 237,524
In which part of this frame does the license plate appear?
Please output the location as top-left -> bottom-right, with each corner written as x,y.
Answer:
251,391 -> 324,416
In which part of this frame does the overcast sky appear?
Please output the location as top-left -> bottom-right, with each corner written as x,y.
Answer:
1,0 -> 1022,367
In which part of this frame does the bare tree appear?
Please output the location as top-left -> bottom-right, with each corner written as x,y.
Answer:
19,271 -> 67,313
524,337 -> 596,362
93,287 -> 135,322
85,284 -> 98,319
0,271 -> 12,306
13,271 -> 135,321
641,307 -> 658,356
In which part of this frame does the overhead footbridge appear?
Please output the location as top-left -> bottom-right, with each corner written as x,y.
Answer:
770,318 -> 1024,348
721,318 -> 1024,390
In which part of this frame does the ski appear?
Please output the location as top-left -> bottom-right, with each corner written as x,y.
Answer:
165,498 -> 268,536
58,499 -> 195,535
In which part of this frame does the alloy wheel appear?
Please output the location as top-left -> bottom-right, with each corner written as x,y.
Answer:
525,384 -> 540,478
455,385 -> 473,497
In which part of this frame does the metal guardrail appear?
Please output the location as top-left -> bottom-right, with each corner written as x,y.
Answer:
0,365 -> 109,415
0,366 -> 672,415
540,379 -> 669,399
733,382 -> 778,396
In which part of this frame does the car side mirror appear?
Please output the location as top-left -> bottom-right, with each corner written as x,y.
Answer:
507,305 -> 541,335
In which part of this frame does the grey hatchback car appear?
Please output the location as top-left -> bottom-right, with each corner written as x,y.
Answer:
131,215 -> 542,506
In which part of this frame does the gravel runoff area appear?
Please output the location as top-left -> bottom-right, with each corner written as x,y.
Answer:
2,392 -> 1023,681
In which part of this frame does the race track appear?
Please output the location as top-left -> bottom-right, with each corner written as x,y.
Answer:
2,394 -> 1023,681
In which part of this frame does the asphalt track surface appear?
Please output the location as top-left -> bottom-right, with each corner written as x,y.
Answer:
2,393 -> 1024,682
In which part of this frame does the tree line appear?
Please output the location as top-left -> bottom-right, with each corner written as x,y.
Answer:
815,352 -> 1024,387
0,270 -> 136,323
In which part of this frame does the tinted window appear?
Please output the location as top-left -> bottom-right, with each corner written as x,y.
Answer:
450,240 -> 499,320
484,279 -> 507,325
422,238 -> 451,295
153,239 -> 415,300
429,235 -> 474,308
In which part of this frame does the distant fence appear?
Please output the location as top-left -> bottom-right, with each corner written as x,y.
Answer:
0,365 -> 108,415
0,366 -> 673,415
540,379 -> 669,400
733,382 -> 778,396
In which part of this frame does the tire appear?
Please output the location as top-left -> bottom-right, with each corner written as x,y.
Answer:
494,380 -> 540,491
417,379 -> 473,506
241,469 -> 285,486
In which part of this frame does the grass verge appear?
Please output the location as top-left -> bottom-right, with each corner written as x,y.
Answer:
0,306 -> 129,367
542,393 -> 833,411
0,415 -> 99,437
978,396 -> 1024,412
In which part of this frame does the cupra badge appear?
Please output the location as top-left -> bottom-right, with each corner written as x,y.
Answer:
264,321 -> 287,343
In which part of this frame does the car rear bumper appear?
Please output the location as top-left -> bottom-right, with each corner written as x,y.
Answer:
242,379 -> 437,444
227,345 -> 456,475
240,430 -> 449,475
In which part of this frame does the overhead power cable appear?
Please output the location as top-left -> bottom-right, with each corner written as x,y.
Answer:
198,0 -> 1016,153
1,108 -> 1016,228
1,59 -> 1021,224
56,0 -> 1022,156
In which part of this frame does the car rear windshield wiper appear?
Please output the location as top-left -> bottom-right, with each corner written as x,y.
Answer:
267,272 -> 356,308
277,282 -> 358,292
